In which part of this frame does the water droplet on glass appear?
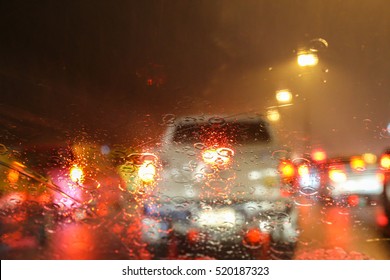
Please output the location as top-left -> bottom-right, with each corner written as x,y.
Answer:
208,116 -> 226,125
194,142 -> 207,150
0,144 -> 8,155
299,187 -> 318,196
272,150 -> 289,159
172,173 -> 190,183
187,150 -> 196,156
310,37 -> 329,49
162,114 -> 176,125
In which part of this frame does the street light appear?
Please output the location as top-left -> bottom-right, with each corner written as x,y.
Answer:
275,89 -> 293,104
297,50 -> 318,67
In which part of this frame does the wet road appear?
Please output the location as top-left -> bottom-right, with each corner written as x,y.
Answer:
2,199 -> 390,260
295,203 -> 390,259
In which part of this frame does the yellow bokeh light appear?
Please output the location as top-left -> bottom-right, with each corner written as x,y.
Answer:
362,153 -> 377,164
8,169 -> 20,184
276,89 -> 293,104
350,156 -> 365,171
380,155 -> 390,169
266,109 -> 280,122
329,169 -> 347,183
70,166 -> 84,183
297,51 -> 319,67
138,160 -> 156,183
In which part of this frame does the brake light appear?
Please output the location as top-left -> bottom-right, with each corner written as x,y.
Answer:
202,147 -> 234,167
245,228 -> 262,244
297,164 -> 310,177
187,229 -> 199,244
138,160 -> 157,183
243,228 -> 270,247
312,149 -> 327,162
329,168 -> 347,183
279,161 -> 295,178
376,211 -> 389,227
70,165 -> 84,183
348,195 -> 359,207
380,154 -> 390,169
350,156 -> 365,171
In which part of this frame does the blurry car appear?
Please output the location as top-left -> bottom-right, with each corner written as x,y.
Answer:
292,156 -> 323,197
23,144 -> 122,221
322,154 -> 384,207
118,152 -> 158,198
141,115 -> 299,259
381,149 -> 390,224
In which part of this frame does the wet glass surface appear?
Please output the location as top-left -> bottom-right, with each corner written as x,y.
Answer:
1,0 -> 390,260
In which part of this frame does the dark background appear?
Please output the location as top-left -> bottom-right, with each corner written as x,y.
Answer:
0,0 -> 389,155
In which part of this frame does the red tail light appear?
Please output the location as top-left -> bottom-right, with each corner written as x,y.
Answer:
69,165 -> 84,183
348,195 -> 360,207
187,229 -> 199,244
243,228 -> 270,246
137,153 -> 158,183
376,211 -> 389,227
297,163 -> 310,177
312,149 -> 327,163
328,167 -> 347,183
202,147 -> 234,167
126,153 -> 159,183
138,160 -> 157,183
279,161 -> 295,178
350,156 -> 365,172
380,154 -> 390,169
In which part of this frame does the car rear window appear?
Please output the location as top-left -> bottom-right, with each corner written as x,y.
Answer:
172,121 -> 271,145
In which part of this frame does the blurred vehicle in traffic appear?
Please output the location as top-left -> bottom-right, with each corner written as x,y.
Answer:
141,115 -> 299,259
118,152 -> 158,199
23,144 -> 124,221
322,154 -> 384,207
290,154 -> 324,198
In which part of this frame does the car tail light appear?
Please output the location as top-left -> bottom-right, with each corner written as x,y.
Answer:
69,165 -> 84,183
297,163 -> 310,177
187,229 -> 199,244
138,160 -> 157,183
347,195 -> 359,207
329,168 -> 347,183
279,161 -> 295,178
380,154 -> 390,169
243,228 -> 270,246
202,147 -> 234,167
126,153 -> 158,184
376,211 -> 389,227
350,156 -> 365,172
312,149 -> 327,163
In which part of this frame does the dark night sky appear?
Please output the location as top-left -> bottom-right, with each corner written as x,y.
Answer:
0,0 -> 389,155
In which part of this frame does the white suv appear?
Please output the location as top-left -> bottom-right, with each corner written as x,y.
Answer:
142,114 -> 299,259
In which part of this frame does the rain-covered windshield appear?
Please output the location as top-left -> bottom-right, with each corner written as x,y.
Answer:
1,0 -> 390,262
172,121 -> 271,144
